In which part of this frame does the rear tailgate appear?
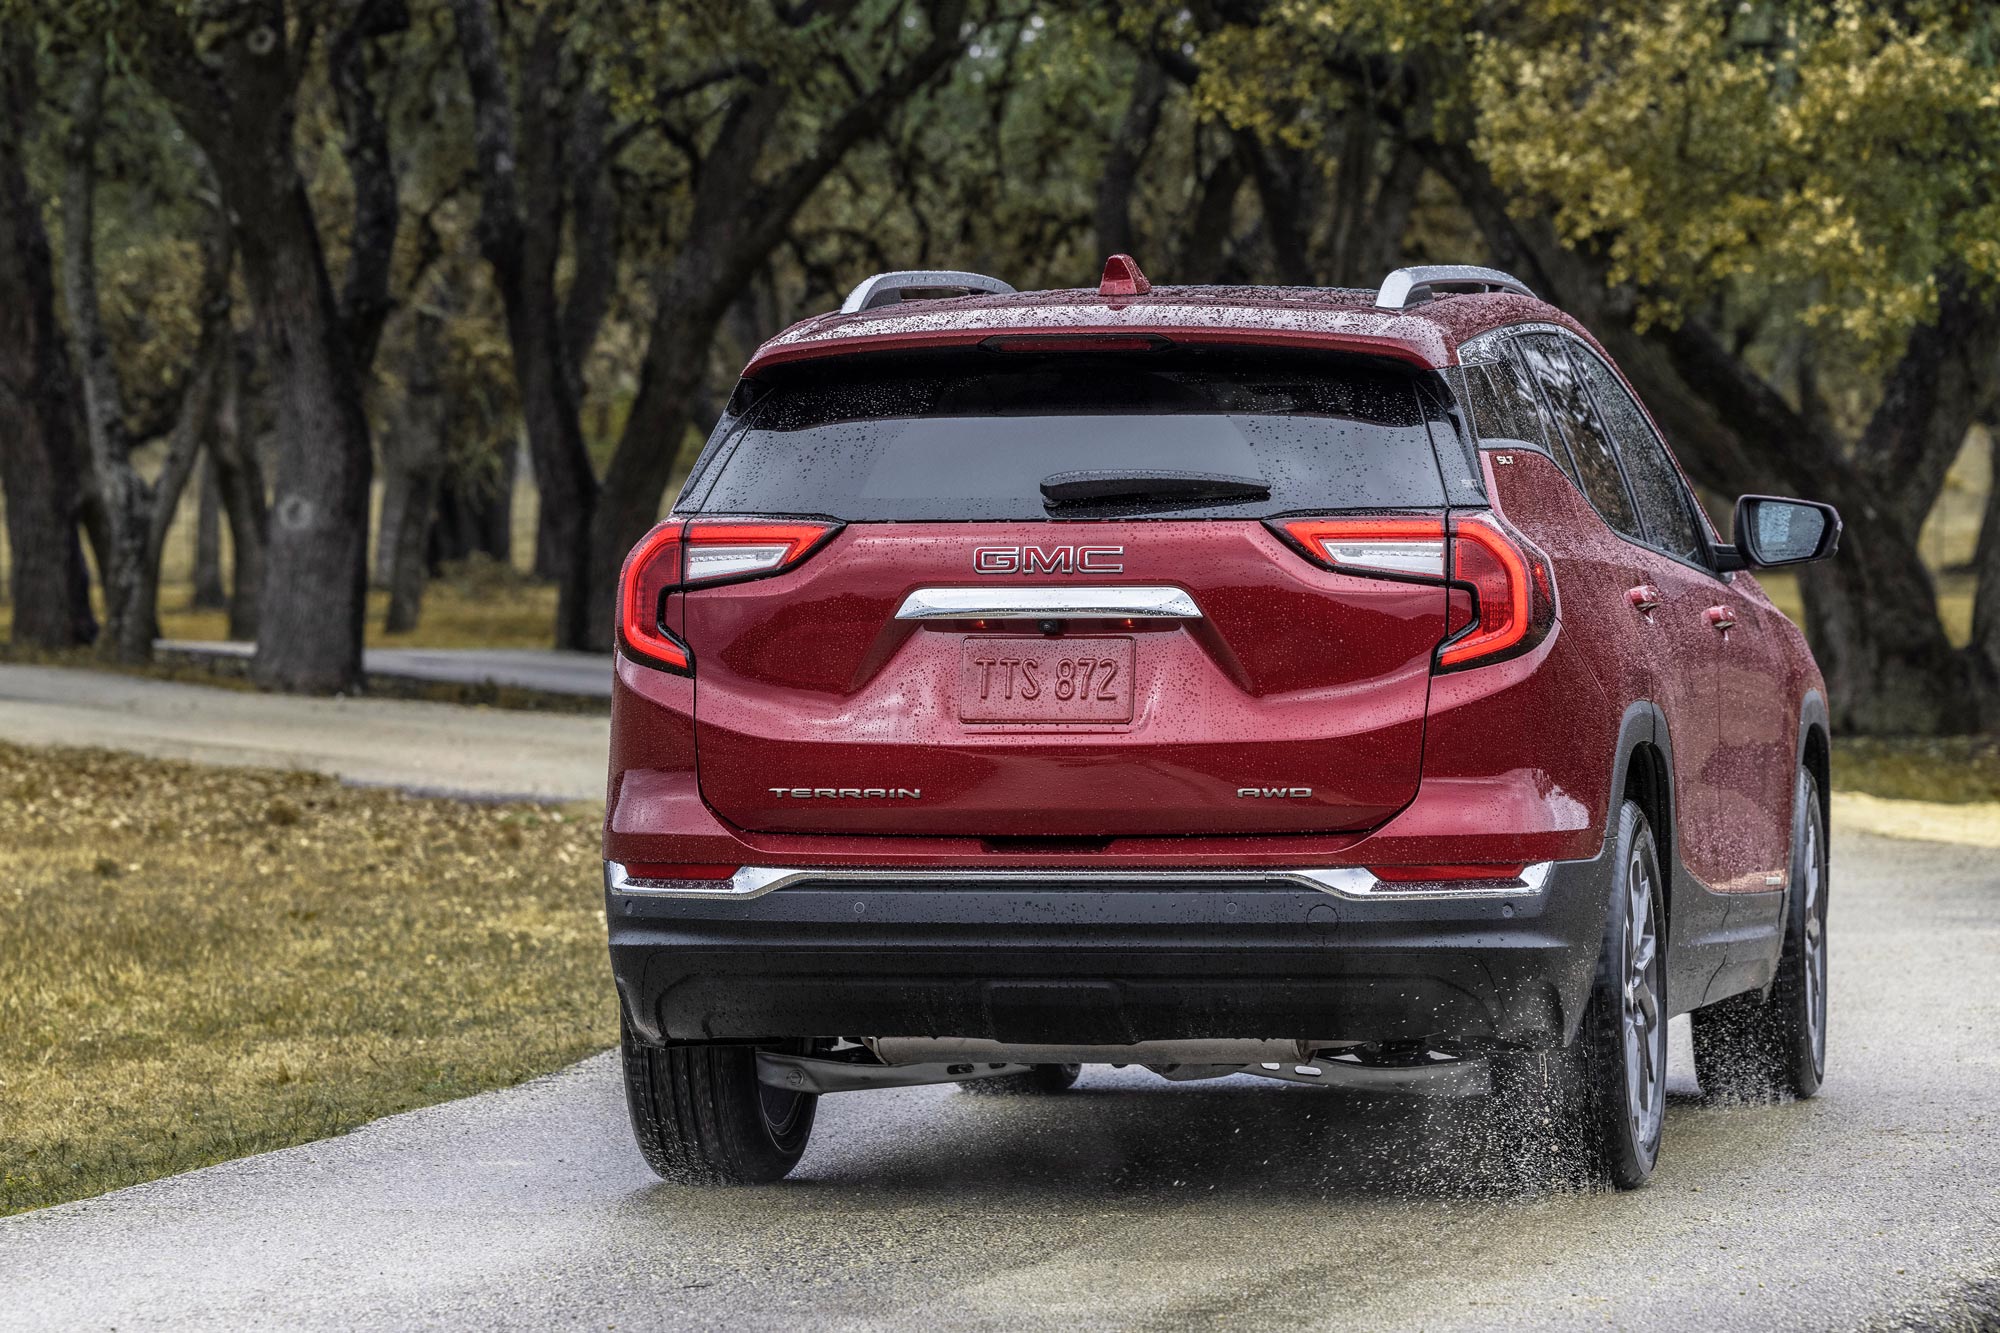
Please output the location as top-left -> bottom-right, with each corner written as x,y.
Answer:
680,346 -> 1457,838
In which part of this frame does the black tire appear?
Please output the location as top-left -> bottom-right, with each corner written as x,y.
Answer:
1491,800 -> 1667,1190
620,1019 -> 817,1185
956,1063 -> 1082,1095
1690,769 -> 1828,1102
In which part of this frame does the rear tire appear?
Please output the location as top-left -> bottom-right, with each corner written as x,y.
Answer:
620,1020 -> 817,1185
956,1063 -> 1081,1095
1690,769 -> 1828,1101
1491,800 -> 1666,1190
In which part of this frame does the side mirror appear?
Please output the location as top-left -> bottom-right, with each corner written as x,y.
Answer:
1716,495 -> 1842,571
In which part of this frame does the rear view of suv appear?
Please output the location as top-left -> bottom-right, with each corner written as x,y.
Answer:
604,258 -> 1841,1190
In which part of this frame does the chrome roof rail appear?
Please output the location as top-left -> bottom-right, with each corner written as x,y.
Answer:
838,269 -> 1016,314
1375,264 -> 1535,310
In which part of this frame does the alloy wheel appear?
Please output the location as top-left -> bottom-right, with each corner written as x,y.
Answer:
1800,791 -> 1828,1077
1621,844 -> 1666,1152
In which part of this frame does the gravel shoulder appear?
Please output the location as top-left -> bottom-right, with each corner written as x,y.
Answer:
1,829 -> 1993,1332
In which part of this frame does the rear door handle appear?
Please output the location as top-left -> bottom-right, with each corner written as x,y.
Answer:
1705,605 -> 1737,632
1626,585 -> 1661,615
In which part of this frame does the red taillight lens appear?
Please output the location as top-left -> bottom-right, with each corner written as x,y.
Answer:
617,519 -> 839,674
1276,516 -> 1448,580
1437,514 -> 1556,671
618,522 -> 689,672
683,521 -> 836,585
1273,511 -> 1555,671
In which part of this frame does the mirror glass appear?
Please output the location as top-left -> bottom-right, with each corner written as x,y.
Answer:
1744,498 -> 1828,564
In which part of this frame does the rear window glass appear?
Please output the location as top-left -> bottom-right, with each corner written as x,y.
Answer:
689,351 -> 1450,521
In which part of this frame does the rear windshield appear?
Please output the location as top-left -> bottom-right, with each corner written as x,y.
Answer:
686,350 -> 1450,521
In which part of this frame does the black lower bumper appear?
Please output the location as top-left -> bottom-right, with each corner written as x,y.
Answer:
607,854 -> 1614,1052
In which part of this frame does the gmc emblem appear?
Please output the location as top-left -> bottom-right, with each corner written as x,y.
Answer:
973,545 -> 1124,575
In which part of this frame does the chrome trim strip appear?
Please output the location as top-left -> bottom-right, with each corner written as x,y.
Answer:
894,585 -> 1201,621
607,860 -> 1553,903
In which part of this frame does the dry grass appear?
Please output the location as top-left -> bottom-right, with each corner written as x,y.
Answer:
0,743 -> 613,1216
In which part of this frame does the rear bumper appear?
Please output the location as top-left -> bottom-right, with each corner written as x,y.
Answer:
607,851 -> 1614,1052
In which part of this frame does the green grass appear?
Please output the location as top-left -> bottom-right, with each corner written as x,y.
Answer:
1833,736 -> 2000,805
0,743 -> 614,1216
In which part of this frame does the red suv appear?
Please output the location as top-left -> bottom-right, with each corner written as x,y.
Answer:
604,259 -> 1840,1190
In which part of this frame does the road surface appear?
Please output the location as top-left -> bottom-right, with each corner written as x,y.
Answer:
1,828 -> 1994,1331
0,664 -> 606,800
155,640 -> 614,699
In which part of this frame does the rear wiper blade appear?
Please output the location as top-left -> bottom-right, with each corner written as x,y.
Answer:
1039,469 -> 1272,506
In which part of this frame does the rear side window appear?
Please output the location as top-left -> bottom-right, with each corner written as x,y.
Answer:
1515,334 -> 1643,541
691,351 -> 1450,521
1452,354 -> 1581,488
1570,349 -> 1707,563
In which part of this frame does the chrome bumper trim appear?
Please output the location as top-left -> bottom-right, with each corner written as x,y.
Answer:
605,860 -> 1552,903
893,585 -> 1201,621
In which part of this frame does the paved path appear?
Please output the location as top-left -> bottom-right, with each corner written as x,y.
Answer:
156,639 -> 614,699
0,664 -> 606,801
1,830 -> 1994,1331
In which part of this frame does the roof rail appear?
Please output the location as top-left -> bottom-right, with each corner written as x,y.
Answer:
839,269 -> 1016,314
1375,265 -> 1535,310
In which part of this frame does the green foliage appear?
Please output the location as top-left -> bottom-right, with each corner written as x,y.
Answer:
1473,2 -> 2000,358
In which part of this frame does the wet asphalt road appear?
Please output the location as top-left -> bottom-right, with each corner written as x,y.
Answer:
2,829 -> 1996,1332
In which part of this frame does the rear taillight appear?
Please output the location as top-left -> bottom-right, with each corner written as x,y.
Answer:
1437,514 -> 1555,671
1278,516 -> 1447,579
617,518 -> 839,673
618,523 -> 689,672
1272,511 -> 1555,672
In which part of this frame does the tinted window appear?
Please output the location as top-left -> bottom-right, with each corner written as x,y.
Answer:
697,352 -> 1449,521
1570,349 -> 1705,563
1453,352 -> 1582,488
1515,334 -> 1641,540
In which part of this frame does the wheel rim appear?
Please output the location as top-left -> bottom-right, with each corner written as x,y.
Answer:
1801,795 -> 1827,1076
1622,843 -> 1666,1151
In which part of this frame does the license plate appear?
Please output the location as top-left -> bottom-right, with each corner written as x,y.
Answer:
958,637 -> 1135,724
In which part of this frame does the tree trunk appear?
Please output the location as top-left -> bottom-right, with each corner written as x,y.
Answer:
452,0 -> 599,644
1174,146 -> 1247,282
1851,271 -> 2000,536
373,465 -> 405,589
1966,425 -> 2000,726
330,0 -> 407,377
211,340 -> 266,642
1094,59 -> 1165,259
58,54 -> 154,664
141,222 -> 234,643
193,454 -> 227,609
382,309 -> 446,633
0,37 -> 94,648
139,6 -> 375,693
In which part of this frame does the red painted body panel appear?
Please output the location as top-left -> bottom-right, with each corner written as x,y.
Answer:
681,521 -> 1443,836
1712,575 -> 1813,892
